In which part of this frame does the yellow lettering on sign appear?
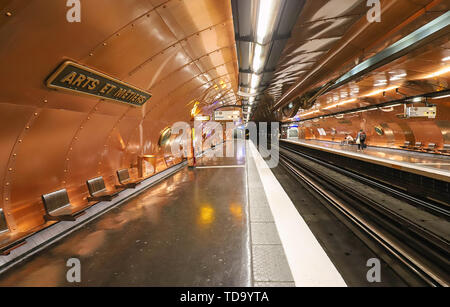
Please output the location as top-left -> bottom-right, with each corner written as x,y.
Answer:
72,74 -> 86,87
106,84 -> 117,95
88,79 -> 99,90
82,77 -> 96,89
60,72 -> 77,85
114,88 -> 127,98
99,84 -> 110,94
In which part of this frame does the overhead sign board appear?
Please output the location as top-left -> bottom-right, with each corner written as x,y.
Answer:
406,106 -> 437,119
46,61 -> 151,107
214,110 -> 241,121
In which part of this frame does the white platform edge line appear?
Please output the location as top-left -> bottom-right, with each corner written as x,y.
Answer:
248,141 -> 347,287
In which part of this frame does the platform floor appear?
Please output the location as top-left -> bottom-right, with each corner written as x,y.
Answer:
0,141 -> 301,286
0,141 -> 251,286
287,139 -> 450,172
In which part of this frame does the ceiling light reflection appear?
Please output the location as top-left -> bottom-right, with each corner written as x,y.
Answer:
255,0 -> 281,44
424,66 -> 450,79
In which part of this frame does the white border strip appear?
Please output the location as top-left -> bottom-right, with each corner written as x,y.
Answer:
248,141 -> 347,287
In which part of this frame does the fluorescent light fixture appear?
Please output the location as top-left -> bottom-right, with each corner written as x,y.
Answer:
411,97 -> 424,103
300,110 -> 320,117
424,66 -> 450,79
443,56 -> 450,62
323,98 -> 357,110
252,44 -> 264,72
255,0 -> 281,44
432,94 -> 450,100
250,74 -> 262,89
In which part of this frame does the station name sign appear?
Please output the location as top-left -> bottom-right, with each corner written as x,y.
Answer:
46,61 -> 151,106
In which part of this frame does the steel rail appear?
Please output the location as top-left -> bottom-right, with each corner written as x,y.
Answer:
279,142 -> 450,218
278,152 -> 449,287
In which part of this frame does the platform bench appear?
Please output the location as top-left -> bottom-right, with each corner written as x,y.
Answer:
86,176 -> 119,202
400,141 -> 412,149
424,143 -> 437,152
412,142 -> 423,150
42,189 -> 78,222
0,209 -> 8,233
115,169 -> 142,189
440,144 -> 450,155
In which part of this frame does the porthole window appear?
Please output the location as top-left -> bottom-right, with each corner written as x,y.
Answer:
374,126 -> 384,136
158,127 -> 172,147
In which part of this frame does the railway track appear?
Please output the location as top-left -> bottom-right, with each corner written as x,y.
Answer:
277,143 -> 450,287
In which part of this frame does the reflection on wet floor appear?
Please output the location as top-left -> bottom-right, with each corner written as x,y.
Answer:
292,139 -> 450,172
0,141 -> 250,287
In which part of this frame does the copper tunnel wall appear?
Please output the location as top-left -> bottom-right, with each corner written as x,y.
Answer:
0,0 -> 239,235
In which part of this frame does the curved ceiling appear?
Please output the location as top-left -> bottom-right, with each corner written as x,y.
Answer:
263,0 -> 449,112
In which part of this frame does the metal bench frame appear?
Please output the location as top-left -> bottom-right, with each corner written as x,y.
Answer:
115,169 -> 141,189
0,209 -> 9,233
41,189 -> 76,222
86,176 -> 118,202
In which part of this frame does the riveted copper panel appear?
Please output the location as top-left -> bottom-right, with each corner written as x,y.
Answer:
0,0 -> 238,242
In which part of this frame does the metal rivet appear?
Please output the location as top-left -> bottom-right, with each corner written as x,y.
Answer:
89,53 -> 93,56
103,42 -> 107,46
8,168 -> 12,171
5,12 -> 12,17
18,140 -> 22,143
26,126 -> 30,129
5,182 -> 9,186
5,198 -> 8,201
13,153 -> 16,157
34,113 -> 38,116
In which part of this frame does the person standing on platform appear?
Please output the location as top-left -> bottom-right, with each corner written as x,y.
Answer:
356,129 -> 367,152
